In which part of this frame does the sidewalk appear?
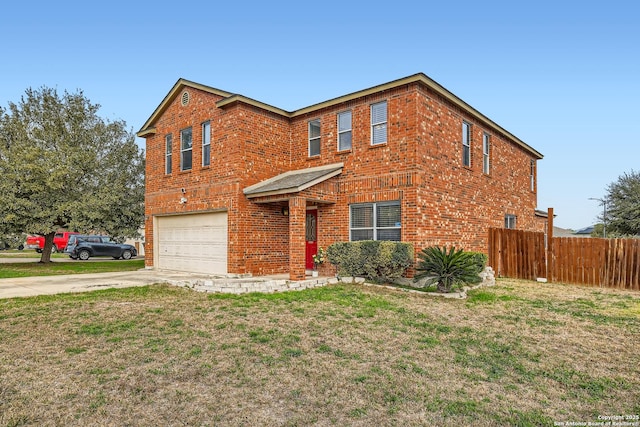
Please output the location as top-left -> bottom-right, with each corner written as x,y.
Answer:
0,270 -> 331,299
0,270 -> 203,299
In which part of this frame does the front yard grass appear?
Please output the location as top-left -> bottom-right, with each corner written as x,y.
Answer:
1,279 -> 639,426
0,259 -> 145,278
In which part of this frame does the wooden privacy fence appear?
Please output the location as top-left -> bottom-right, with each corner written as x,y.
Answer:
488,227 -> 640,291
488,228 -> 546,281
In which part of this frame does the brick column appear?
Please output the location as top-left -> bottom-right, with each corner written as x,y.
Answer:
288,197 -> 306,281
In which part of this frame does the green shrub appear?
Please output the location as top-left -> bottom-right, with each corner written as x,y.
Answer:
467,252 -> 488,274
326,241 -> 414,283
414,246 -> 482,293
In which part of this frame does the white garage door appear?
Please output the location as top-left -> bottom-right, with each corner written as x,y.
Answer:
156,212 -> 227,274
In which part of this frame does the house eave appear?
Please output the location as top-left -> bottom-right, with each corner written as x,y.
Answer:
139,73 -> 543,160
137,78 -> 234,138
288,73 -> 543,160
216,95 -> 291,117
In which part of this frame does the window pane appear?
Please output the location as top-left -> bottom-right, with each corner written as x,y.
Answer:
203,144 -> 210,166
371,102 -> 387,145
351,205 -> 373,228
203,122 -> 210,145
165,134 -> 172,174
165,135 -> 172,154
377,229 -> 401,241
463,144 -> 470,167
309,139 -> 320,156
309,120 -> 320,138
462,122 -> 470,146
182,150 -> 192,170
351,229 -> 374,241
372,123 -> 387,145
338,111 -> 351,131
181,128 -> 192,171
505,215 -> 516,229
339,131 -> 352,151
371,102 -> 387,124
181,128 -> 192,150
377,203 -> 400,227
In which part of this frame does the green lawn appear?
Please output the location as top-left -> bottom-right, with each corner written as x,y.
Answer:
0,279 -> 638,426
0,250 -> 67,259
0,259 -> 145,278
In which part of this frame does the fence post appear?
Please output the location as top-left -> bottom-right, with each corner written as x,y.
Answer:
546,207 -> 554,282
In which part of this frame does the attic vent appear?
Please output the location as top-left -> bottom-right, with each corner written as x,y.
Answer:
181,91 -> 190,106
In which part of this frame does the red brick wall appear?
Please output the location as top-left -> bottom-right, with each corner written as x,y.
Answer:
413,84 -> 538,253
143,80 -> 540,276
145,88 -> 293,274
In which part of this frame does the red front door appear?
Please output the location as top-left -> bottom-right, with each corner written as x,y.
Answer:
305,210 -> 318,270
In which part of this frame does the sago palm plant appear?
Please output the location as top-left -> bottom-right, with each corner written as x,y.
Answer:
414,246 -> 482,293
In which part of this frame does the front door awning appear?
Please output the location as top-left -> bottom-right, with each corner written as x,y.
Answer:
243,163 -> 343,200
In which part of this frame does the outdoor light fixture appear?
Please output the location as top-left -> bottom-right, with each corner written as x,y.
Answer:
180,197 -> 188,204
282,207 -> 289,216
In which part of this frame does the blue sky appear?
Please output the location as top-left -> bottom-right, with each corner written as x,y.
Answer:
1,0 -> 638,229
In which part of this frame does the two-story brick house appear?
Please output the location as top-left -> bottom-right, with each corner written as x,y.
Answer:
138,73 -> 543,280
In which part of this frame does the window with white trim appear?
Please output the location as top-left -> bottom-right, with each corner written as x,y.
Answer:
180,127 -> 192,171
371,101 -> 387,145
338,110 -> 352,151
202,121 -> 211,167
309,119 -> 320,157
483,132 -> 490,174
350,201 -> 401,241
530,159 -> 535,191
462,121 -> 471,167
505,214 -> 517,229
165,134 -> 172,175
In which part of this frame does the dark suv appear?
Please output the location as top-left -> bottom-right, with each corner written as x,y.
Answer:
65,235 -> 137,260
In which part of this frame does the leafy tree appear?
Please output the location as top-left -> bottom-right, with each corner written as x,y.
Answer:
0,87 -> 145,262
604,170 -> 640,237
0,233 -> 26,250
414,246 -> 482,293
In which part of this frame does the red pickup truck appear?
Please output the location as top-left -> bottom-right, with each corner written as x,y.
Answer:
25,231 -> 80,253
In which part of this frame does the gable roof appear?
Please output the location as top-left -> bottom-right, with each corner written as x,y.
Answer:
243,163 -> 343,199
136,79 -> 235,138
137,73 -> 543,159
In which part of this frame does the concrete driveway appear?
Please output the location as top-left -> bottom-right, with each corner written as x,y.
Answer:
0,269 -> 210,299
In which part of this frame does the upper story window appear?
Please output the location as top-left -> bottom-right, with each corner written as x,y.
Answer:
483,132 -> 490,175
371,101 -> 387,145
165,134 -> 172,175
505,214 -> 517,229
338,111 -> 352,151
530,159 -> 536,191
350,201 -> 401,241
462,121 -> 471,167
180,127 -> 192,171
202,121 -> 211,167
309,119 -> 321,157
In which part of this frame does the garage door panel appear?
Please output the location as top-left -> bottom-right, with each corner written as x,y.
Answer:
156,213 -> 227,275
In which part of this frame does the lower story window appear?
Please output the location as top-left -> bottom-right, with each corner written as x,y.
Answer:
350,201 -> 401,241
505,214 -> 517,229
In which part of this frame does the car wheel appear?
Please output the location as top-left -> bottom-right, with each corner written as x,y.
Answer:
36,248 -> 42,253
121,250 -> 132,260
18,244 -> 24,251
78,249 -> 90,261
